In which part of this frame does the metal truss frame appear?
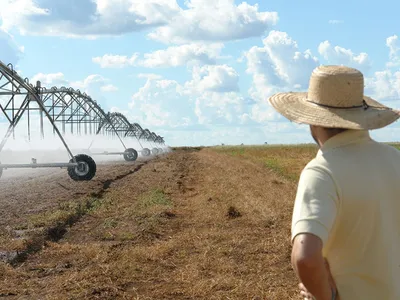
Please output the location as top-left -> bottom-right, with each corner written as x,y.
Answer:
0,60 -> 168,180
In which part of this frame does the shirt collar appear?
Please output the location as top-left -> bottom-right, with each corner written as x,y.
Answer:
318,129 -> 371,154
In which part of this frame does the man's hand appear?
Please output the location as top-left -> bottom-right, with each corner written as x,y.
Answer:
298,259 -> 339,300
299,282 -> 315,299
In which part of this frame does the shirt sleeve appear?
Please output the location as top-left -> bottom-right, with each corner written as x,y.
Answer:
291,165 -> 339,246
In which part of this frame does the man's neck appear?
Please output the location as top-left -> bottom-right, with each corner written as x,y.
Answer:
318,129 -> 348,147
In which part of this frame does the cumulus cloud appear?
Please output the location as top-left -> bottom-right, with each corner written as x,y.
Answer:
318,40 -> 371,72
250,99 -> 283,123
101,84 -> 118,92
365,70 -> 400,102
29,72 -> 118,106
387,35 -> 400,58
0,28 -> 24,64
386,35 -> 400,68
0,0 -> 277,42
113,30 -> 400,139
243,31 -> 376,105
92,44 -> 225,69
140,43 -> 224,68
70,74 -> 113,97
184,65 -> 253,126
92,53 -> 139,68
148,0 -> 278,44
242,31 -> 381,125
362,35 -> 400,104
0,0 -> 180,37
241,30 -> 400,125
244,30 -> 319,101
31,72 -> 69,86
128,74 -> 193,128
127,63 -> 254,128
185,65 -> 239,93
194,92 -> 252,126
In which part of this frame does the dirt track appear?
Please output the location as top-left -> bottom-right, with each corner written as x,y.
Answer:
0,149 -> 299,299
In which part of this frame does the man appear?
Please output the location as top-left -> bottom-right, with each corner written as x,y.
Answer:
268,65 -> 400,300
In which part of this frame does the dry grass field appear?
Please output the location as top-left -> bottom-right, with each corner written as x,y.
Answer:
0,145 -> 324,299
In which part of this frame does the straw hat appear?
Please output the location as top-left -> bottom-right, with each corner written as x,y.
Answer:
268,65 -> 400,129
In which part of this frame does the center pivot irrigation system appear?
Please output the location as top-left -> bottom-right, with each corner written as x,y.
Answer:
0,60 -> 169,181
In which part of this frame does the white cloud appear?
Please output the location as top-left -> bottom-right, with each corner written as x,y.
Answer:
318,40 -> 371,72
101,84 -> 118,92
365,70 -> 400,101
140,43 -> 223,68
242,31 -> 388,125
31,72 -> 69,86
184,65 -> 253,126
93,43 -> 225,69
109,106 -> 128,113
103,30 -> 400,139
241,31 -> 400,129
386,35 -> 400,68
363,35 -> 400,103
69,75 -> 117,107
128,75 -> 193,128
244,30 -> 319,102
185,65 -> 239,93
127,63 -> 254,128
0,0 -> 277,42
0,28 -> 23,64
29,72 -> 118,108
92,53 -> 139,68
194,91 -> 251,126
148,0 -> 278,44
328,20 -> 344,24
70,74 -> 107,90
387,35 -> 399,58
250,99 -> 283,123
0,0 -> 180,37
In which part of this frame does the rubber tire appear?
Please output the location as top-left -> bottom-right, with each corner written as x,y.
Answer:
152,148 -> 159,155
141,148 -> 151,157
68,154 -> 96,181
158,148 -> 163,154
123,148 -> 138,161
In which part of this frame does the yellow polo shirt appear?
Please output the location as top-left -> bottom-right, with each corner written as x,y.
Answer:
291,129 -> 400,299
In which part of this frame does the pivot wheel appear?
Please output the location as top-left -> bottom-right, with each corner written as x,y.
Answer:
141,148 -> 151,157
151,148 -> 159,155
123,148 -> 138,162
68,154 -> 96,181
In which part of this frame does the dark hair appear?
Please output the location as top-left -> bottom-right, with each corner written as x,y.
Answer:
324,127 -> 348,134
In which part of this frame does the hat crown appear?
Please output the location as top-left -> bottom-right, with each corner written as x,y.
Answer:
307,65 -> 364,107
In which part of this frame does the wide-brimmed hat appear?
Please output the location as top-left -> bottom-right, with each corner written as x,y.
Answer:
268,65 -> 400,129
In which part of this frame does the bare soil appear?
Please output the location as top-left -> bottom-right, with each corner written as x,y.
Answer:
0,159 -> 151,229
0,148 -> 300,299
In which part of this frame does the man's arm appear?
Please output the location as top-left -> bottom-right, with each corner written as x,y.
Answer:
292,233 -> 334,300
291,165 -> 340,299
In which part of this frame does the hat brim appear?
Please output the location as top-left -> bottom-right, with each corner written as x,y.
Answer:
268,92 -> 400,130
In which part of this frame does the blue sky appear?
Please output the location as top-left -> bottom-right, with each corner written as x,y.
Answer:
1,0 -> 400,146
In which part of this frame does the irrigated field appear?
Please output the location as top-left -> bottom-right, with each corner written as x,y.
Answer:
0,145 -> 323,299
